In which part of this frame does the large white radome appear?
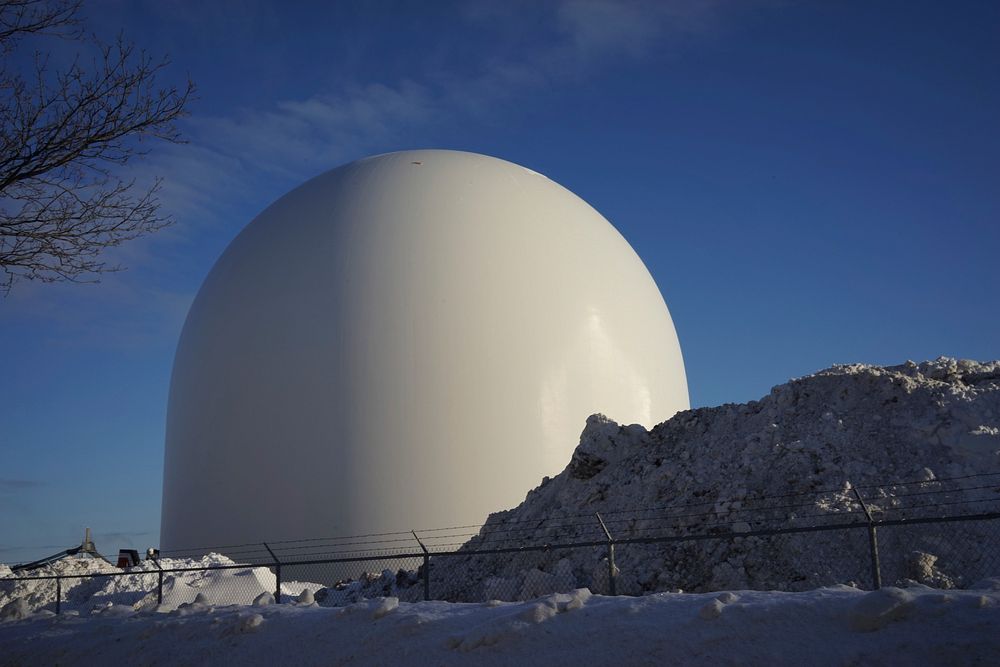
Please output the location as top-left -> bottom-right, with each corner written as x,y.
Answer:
161,150 -> 688,550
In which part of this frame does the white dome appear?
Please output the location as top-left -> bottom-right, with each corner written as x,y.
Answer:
160,150 -> 688,550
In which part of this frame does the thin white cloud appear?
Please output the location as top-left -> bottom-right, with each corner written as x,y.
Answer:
558,0 -> 665,57
555,0 -> 733,59
3,0 -> 763,341
0,479 -> 44,491
2,271 -> 193,351
191,80 -> 435,185
160,1 -> 752,199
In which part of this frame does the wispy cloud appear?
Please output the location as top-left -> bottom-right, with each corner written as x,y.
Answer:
0,479 -> 43,491
186,79 -> 436,188
556,0 -> 733,59
2,266 -> 193,351
159,1 -> 749,197
3,0 -> 761,336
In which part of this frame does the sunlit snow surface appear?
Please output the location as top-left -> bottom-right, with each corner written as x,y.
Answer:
2,580 -> 1000,666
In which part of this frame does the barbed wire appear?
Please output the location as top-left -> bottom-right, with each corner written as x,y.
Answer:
120,472 -> 1000,562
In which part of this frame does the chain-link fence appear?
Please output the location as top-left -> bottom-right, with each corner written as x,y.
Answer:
3,473 -> 999,615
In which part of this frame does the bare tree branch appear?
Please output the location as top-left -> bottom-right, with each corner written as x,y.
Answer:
0,0 -> 79,49
0,0 -> 193,293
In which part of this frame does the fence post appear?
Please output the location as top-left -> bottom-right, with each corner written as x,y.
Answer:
263,542 -> 281,603
595,513 -> 617,596
852,485 -> 882,590
55,575 -> 61,615
412,530 -> 430,601
151,556 -> 164,605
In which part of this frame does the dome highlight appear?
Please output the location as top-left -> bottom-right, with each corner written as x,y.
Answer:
160,150 -> 688,549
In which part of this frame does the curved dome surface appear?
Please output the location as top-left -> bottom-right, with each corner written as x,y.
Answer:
161,149 -> 688,550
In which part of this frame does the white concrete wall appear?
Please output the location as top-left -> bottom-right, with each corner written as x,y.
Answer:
160,150 -> 688,550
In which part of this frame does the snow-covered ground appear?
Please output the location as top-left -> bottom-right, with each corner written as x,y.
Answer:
2,583 -> 1000,665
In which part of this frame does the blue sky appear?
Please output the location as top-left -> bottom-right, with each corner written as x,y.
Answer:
2,0 -> 998,564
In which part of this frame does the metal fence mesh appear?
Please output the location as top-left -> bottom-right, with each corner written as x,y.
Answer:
877,518 -> 1000,588
5,516 -> 999,614
4,473 -> 999,614
281,557 -> 426,604
158,565 -> 276,608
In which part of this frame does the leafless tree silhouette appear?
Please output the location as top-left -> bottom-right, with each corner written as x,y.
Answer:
0,0 -> 193,292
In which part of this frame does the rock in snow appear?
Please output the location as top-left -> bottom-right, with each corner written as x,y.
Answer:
425,358 -> 1000,600
253,592 -> 275,607
0,599 -> 29,623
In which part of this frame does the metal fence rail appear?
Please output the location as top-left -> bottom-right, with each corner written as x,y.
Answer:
3,473 -> 999,614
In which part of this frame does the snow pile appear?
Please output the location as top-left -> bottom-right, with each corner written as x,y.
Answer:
428,358 -> 1000,599
1,584 -> 998,665
0,555 -> 118,613
0,554 -> 321,616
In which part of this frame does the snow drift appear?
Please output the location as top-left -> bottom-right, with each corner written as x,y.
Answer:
2,583 -> 1000,666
